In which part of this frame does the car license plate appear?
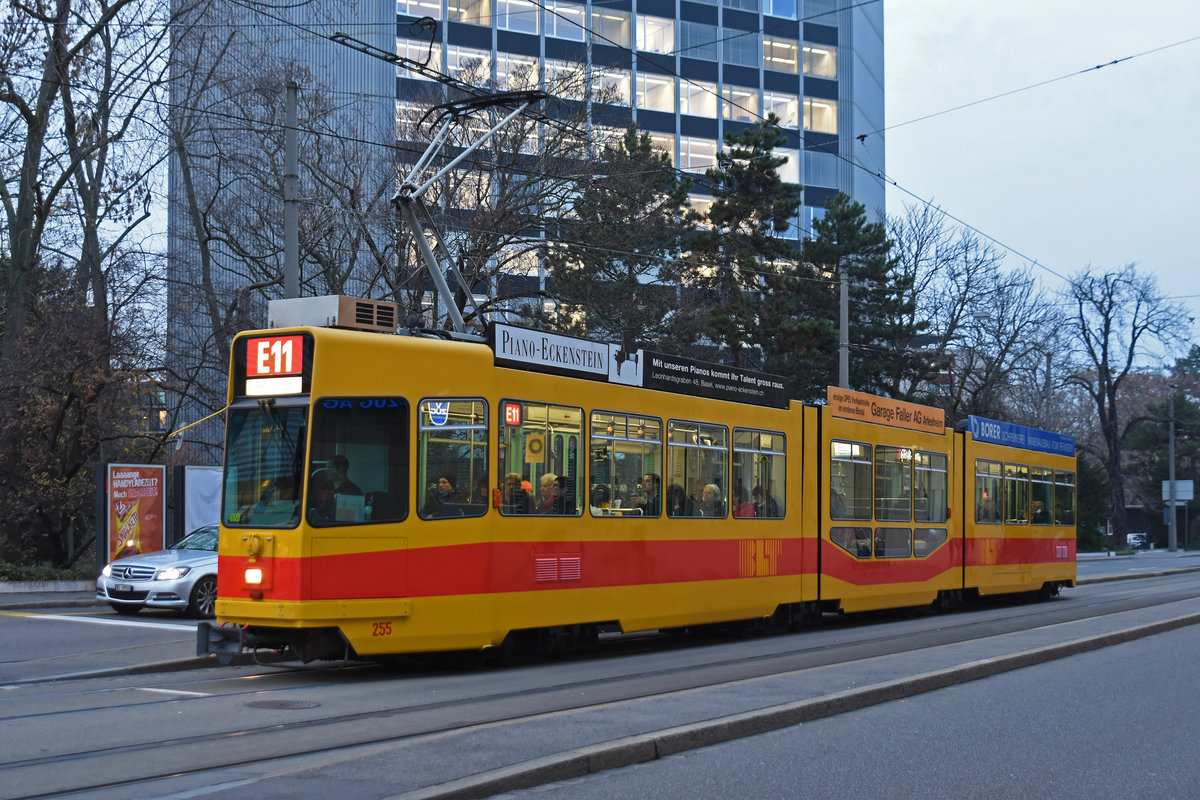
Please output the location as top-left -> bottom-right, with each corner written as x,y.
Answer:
115,583 -> 133,593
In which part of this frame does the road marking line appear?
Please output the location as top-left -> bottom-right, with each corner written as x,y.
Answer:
0,611 -> 192,631
137,687 -> 212,697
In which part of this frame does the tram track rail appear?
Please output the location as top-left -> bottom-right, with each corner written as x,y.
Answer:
6,576 -> 1200,800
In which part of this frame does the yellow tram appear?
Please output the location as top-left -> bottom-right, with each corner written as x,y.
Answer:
199,297 -> 1076,662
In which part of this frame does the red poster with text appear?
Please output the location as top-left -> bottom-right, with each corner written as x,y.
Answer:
107,464 -> 166,561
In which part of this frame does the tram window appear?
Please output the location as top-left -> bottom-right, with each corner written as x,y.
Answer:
417,398 -> 487,520
732,428 -> 785,519
830,440 -> 871,520
1054,469 -> 1076,525
831,526 -> 872,558
874,527 -> 912,558
1004,463 -> 1029,524
306,397 -> 408,526
874,446 -> 912,522
913,451 -> 947,523
975,459 -> 1002,524
224,402 -> 307,528
1031,466 -> 1053,525
913,527 -> 948,557
666,419 -> 728,518
589,411 -> 662,517
498,400 -> 582,516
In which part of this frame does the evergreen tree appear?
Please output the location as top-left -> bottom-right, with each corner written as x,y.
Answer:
544,125 -> 693,347
685,116 -> 802,366
796,193 -> 928,399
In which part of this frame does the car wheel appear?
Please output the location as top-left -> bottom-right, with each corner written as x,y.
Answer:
109,602 -> 141,615
188,575 -> 218,618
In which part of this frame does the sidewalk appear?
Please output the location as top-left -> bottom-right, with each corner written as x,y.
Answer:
0,581 -> 100,611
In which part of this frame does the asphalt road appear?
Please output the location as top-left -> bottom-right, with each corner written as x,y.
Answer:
490,622 -> 1200,800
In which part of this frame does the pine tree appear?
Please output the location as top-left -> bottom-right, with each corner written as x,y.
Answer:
685,116 -> 802,366
544,125 -> 693,347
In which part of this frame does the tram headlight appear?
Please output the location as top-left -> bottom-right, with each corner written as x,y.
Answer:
244,567 -> 264,585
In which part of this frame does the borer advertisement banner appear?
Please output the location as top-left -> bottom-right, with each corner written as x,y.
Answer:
107,464 -> 166,560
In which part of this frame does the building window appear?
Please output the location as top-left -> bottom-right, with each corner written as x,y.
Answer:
636,15 -> 675,54
448,0 -> 490,25
648,131 -> 675,157
591,8 -> 631,48
763,90 -> 799,127
398,0 -> 443,19
804,97 -> 837,132
678,21 -> 717,61
722,0 -> 757,11
764,0 -> 795,19
447,45 -> 492,85
636,73 -> 675,112
496,52 -> 539,90
680,79 -> 718,118
595,68 -> 631,106
804,151 -> 837,187
396,38 -> 442,78
545,58 -> 586,100
776,148 -> 799,184
804,44 -> 837,78
721,84 -> 759,123
722,31 -> 760,67
679,136 -> 718,173
763,36 -> 799,74
496,0 -> 538,33
545,0 -> 585,40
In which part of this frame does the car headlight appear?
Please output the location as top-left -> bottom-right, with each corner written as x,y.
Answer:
101,565 -> 111,578
155,566 -> 191,581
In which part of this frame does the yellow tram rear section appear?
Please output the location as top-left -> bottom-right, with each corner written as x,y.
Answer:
201,301 -> 1075,662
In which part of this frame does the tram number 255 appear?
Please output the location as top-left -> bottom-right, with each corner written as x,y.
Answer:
371,621 -> 393,637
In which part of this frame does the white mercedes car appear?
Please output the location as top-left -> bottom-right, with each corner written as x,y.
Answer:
96,525 -> 219,618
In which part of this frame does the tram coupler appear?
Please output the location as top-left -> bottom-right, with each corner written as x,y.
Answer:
197,621 -> 245,664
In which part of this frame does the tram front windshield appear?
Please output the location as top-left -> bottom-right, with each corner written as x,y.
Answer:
223,402 -> 307,527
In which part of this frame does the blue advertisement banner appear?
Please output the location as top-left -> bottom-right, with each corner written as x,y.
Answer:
966,415 -> 1075,457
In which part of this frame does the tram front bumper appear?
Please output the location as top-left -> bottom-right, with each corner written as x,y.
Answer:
197,621 -> 245,664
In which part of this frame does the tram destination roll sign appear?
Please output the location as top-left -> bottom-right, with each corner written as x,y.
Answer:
489,323 -> 788,408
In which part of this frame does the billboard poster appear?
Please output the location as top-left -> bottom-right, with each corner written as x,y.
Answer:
107,464 -> 166,561
966,415 -> 1075,457
488,322 -> 788,409
827,386 -> 946,434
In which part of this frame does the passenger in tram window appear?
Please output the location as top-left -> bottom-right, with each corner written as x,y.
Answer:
503,472 -> 532,514
555,475 -> 575,514
470,474 -> 490,505
328,454 -> 363,496
686,478 -> 707,517
700,483 -> 724,517
629,473 -> 661,516
308,454 -> 364,522
666,484 -> 687,517
733,486 -> 756,518
753,485 -> 780,518
421,473 -> 462,518
536,473 -> 566,514
590,484 -> 611,510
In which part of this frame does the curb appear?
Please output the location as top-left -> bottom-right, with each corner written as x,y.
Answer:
0,580 -> 92,593
387,611 -> 1200,800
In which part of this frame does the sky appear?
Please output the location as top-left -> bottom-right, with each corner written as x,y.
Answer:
884,0 -> 1200,344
